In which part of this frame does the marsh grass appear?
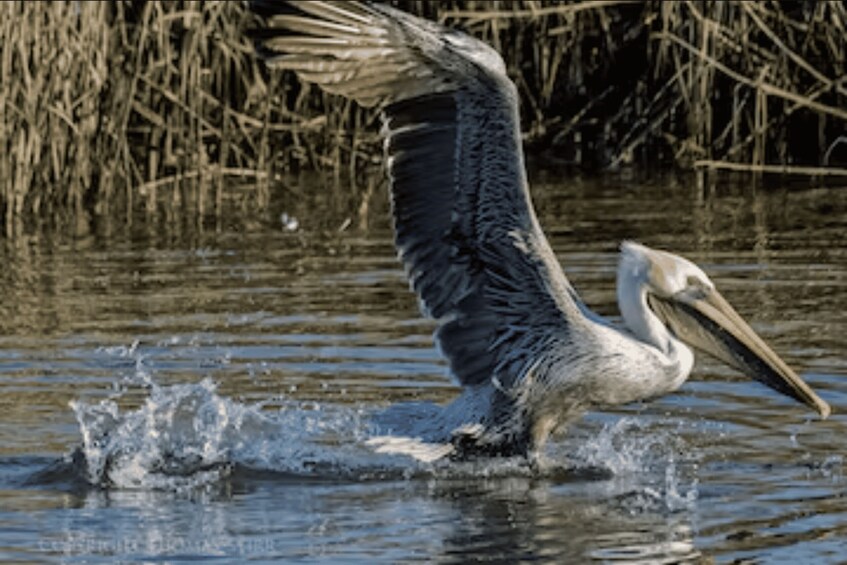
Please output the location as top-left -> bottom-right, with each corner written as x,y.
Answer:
1,1 -> 845,238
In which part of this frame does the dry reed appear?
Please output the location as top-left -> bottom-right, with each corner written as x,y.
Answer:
0,1 -> 283,238
1,1 -> 845,239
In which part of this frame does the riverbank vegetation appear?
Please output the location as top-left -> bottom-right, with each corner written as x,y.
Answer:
2,1 -> 845,237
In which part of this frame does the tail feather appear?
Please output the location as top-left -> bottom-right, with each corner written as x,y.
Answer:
365,436 -> 454,463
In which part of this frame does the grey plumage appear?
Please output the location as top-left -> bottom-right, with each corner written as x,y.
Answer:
251,1 -> 830,461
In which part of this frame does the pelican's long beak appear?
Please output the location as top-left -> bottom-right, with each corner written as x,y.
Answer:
648,288 -> 830,418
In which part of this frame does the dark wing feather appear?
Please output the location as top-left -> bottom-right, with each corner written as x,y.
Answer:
252,1 -> 588,390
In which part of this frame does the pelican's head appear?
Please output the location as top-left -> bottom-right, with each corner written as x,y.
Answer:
618,241 -> 830,418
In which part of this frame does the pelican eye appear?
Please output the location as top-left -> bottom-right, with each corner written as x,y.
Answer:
683,275 -> 710,299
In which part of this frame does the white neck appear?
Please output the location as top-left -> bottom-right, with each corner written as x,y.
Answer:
615,266 -> 695,394
616,266 -> 674,355
613,244 -> 696,397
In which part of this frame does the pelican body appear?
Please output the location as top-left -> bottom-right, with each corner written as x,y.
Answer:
251,1 -> 830,460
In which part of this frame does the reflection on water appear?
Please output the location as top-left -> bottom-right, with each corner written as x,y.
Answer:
0,172 -> 845,562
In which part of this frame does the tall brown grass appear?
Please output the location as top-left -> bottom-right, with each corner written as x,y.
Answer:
1,1 -> 846,239
0,1 -> 282,238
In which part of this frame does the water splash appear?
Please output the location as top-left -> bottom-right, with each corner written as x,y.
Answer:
65,341 -> 701,505
69,377 -> 416,491
68,381 -> 699,504
73,379 -> 238,489
565,418 -> 700,513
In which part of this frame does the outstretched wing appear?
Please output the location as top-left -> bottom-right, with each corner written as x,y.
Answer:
252,1 -> 588,390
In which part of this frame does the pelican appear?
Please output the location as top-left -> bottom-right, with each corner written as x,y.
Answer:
251,1 -> 830,461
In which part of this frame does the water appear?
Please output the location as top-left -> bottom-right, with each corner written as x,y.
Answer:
1,172 -> 845,562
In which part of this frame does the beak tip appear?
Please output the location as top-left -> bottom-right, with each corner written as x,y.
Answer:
817,401 -> 832,420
